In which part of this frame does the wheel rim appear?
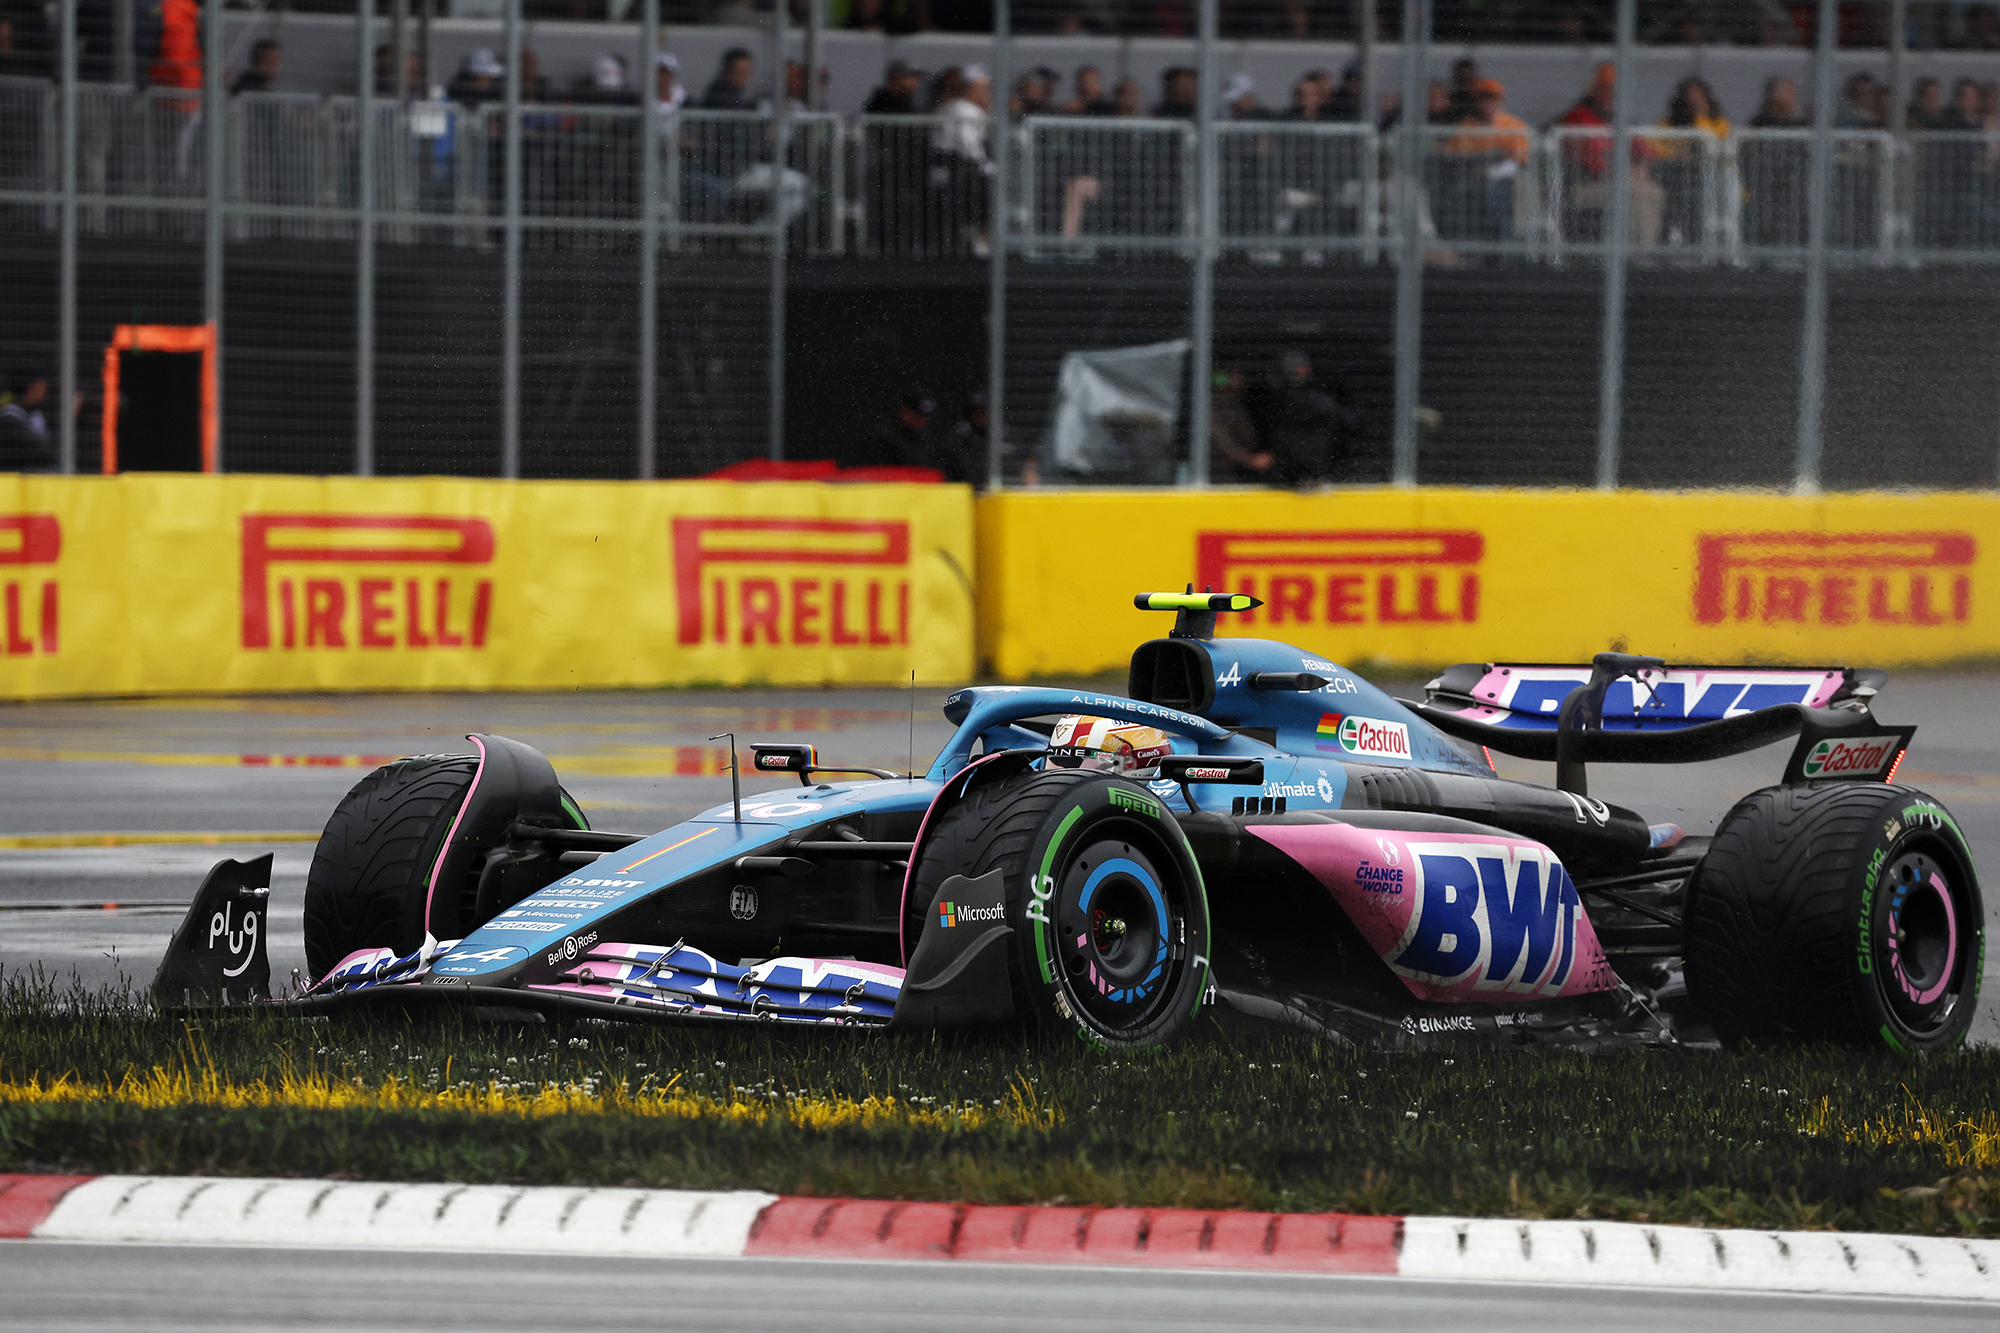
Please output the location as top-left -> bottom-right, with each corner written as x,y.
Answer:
1052,826 -> 1180,1031
1875,847 -> 1968,1035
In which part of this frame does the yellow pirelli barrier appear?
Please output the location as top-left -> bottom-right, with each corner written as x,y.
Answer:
976,489 -> 2000,678
0,475 -> 974,698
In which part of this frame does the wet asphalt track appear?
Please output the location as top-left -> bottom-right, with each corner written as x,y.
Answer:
2,673 -> 1995,1039
1,1243 -> 1996,1332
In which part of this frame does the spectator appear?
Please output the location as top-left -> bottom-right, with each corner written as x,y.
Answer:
1256,351 -> 1354,487
932,65 -> 993,253
1012,68 -> 1053,117
1835,73 -> 1883,128
1742,75 -> 1803,244
573,54 -> 638,107
1209,368 -> 1271,483
1325,64 -> 1364,122
1965,5 -> 2000,49
230,38 -> 280,94
447,48 -> 504,104
1154,67 -> 1197,118
862,387 -> 936,468
1224,72 -> 1266,119
1909,77 -> 1944,129
1446,78 -> 1529,242
1749,75 -> 1802,127
0,373 -> 56,472
1061,65 -> 1116,115
0,0 -> 50,78
1446,56 -> 1481,122
653,51 -> 685,115
374,43 -> 425,98
864,58 -> 922,114
148,0 -> 203,108
1285,71 -> 1329,120
1112,77 -> 1145,117
702,48 -> 757,110
1654,78 -> 1728,246
1556,62 -> 1662,245
942,389 -> 995,486
1941,77 -> 1984,129
519,48 -> 549,103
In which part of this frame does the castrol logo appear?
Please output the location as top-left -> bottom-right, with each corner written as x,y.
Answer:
1338,715 -> 1412,759
1801,736 -> 1900,779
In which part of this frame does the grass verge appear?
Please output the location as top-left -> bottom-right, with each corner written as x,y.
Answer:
1,971 -> 1996,1237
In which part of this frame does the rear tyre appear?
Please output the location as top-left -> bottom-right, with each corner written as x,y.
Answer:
303,755 -> 479,979
1683,783 -> 1984,1051
907,769 -> 1212,1048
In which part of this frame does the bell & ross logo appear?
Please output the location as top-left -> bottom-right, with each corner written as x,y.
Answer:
1195,529 -> 1483,627
0,514 -> 59,656
240,515 -> 495,651
1692,531 -> 1974,627
672,517 -> 912,648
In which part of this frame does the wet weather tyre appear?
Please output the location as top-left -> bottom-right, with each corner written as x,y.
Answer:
908,769 -> 1212,1048
302,755 -> 481,979
1682,783 -> 1984,1052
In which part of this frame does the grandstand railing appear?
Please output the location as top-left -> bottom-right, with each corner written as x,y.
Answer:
6,80 -> 2000,265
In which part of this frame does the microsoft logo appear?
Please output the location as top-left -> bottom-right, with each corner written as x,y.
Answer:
938,901 -> 1005,928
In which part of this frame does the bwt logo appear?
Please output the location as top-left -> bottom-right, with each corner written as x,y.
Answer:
1195,530 -> 1482,627
1390,843 -> 1581,997
241,515 -> 495,651
1693,531 -> 1974,627
673,517 -> 912,648
0,514 -> 59,657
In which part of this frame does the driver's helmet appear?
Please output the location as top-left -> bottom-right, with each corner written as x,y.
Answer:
1046,714 -> 1173,777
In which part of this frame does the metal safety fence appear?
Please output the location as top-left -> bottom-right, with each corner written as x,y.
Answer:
4,0 -> 1999,491
12,86 -> 1998,264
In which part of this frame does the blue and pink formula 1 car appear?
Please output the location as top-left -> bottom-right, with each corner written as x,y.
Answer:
157,592 -> 1984,1052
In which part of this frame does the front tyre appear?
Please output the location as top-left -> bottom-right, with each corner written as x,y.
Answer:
910,770 -> 1212,1048
1683,784 -> 1984,1052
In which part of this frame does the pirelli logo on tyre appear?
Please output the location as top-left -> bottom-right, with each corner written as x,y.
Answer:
240,514 -> 495,652
672,517 -> 912,650
1693,531 -> 1974,628
1195,529 -> 1482,628
0,514 -> 59,657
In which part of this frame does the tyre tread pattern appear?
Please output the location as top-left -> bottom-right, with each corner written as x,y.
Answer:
302,756 -> 478,978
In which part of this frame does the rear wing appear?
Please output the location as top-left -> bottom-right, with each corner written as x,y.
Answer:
1402,657 -> 1911,791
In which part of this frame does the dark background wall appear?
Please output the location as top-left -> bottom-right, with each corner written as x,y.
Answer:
3,240 -> 1996,488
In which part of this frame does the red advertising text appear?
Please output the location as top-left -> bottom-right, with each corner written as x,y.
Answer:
1693,532 -> 1975,627
0,514 -> 59,657
1195,529 -> 1483,627
673,518 -> 912,648
241,515 -> 495,651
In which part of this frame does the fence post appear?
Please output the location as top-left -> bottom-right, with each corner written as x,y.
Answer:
1186,0 -> 1217,486
638,0 -> 659,479
1390,0 -> 1427,485
1796,0 -> 1835,495
205,0 -> 225,470
355,0 -> 376,476
1594,0 -> 1634,491
58,0 -> 77,474
501,0 -> 522,478
985,0 -> 1011,490
768,6 -> 789,461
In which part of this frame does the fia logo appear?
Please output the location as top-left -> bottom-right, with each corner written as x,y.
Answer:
730,885 -> 760,921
